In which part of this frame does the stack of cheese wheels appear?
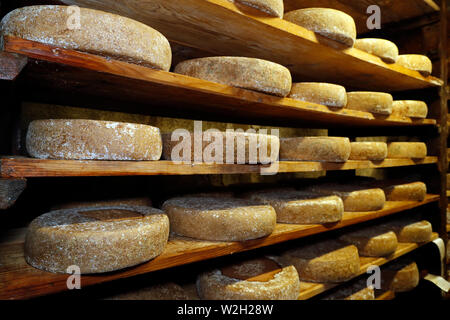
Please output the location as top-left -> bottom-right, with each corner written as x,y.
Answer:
284,8 -> 357,47
53,197 -> 153,210
381,260 -> 420,293
375,180 -> 427,202
382,218 -> 432,243
26,119 -> 163,160
25,205 -> 170,273
354,38 -> 399,63
233,0 -> 284,18
392,101 -> 428,119
306,182 -> 386,212
280,239 -> 360,283
322,278 -> 375,300
0,5 -> 172,71
243,188 -> 344,224
162,197 -> 276,241
397,55 -> 433,77
288,83 -> 347,108
346,92 -> 393,115
339,226 -> 398,257
106,282 -> 190,300
349,142 -> 388,161
197,257 -> 301,300
174,57 -> 292,97
279,137 -> 351,162
161,131 -> 279,164
387,142 -> 427,159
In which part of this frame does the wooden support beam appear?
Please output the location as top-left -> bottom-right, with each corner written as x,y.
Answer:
0,52 -> 27,80
0,178 -> 26,209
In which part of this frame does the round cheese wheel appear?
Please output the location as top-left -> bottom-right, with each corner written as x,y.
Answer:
234,0 -> 284,18
383,181 -> 427,202
26,119 -> 162,160
284,8 -> 356,47
244,188 -> 344,224
322,278 -> 375,300
381,261 -> 419,293
174,57 -> 292,97
387,142 -> 427,159
388,219 -> 432,243
339,227 -> 398,257
25,206 -> 170,274
106,282 -> 189,300
279,137 -> 351,162
354,38 -> 399,63
349,142 -> 387,161
392,101 -> 428,119
162,197 -> 276,241
346,92 -> 393,115
53,198 -> 153,210
397,55 -> 432,77
161,131 -> 280,164
308,183 -> 386,212
197,257 -> 300,300
288,83 -> 347,108
0,5 -> 171,71
281,240 -> 360,283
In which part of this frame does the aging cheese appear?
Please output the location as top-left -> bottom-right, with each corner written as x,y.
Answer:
234,0 -> 284,18
385,219 -> 432,243
25,206 -> 170,274
339,227 -> 398,257
162,197 -> 276,241
106,282 -> 189,300
381,261 -> 419,293
281,239 -> 360,283
53,198 -> 153,210
284,8 -> 357,47
161,131 -> 279,164
174,57 -> 292,97
322,278 -> 375,300
354,38 -> 399,63
346,92 -> 393,115
349,142 -> 387,161
387,142 -> 427,159
26,119 -> 162,160
279,137 -> 351,162
0,5 -> 172,71
397,55 -> 433,77
288,83 -> 347,108
197,257 -> 300,300
307,183 -> 386,212
392,101 -> 428,119
382,181 -> 427,202
244,188 -> 344,224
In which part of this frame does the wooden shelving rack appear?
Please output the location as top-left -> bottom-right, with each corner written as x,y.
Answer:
0,0 -> 448,300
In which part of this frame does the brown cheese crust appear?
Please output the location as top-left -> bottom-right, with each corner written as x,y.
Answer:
234,0 -> 284,18
162,197 -> 277,241
397,55 -> 433,77
381,261 -> 419,292
349,142 -> 388,161
387,142 -> 427,159
354,38 -> 399,63
25,205 -> 170,274
0,5 -> 172,71
392,101 -> 428,119
346,92 -> 393,115
284,8 -> 357,47
174,56 -> 292,97
339,227 -> 398,257
288,83 -> 347,108
279,137 -> 351,162
26,119 -> 162,160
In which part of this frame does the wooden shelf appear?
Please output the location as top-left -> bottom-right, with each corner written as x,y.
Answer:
0,197 -> 438,299
298,233 -> 438,300
3,37 -> 438,128
0,157 -> 438,178
50,0 -> 442,91
376,290 -> 396,300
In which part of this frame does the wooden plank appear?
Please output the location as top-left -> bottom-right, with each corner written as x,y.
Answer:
0,178 -> 26,209
0,52 -> 27,80
298,233 -> 439,300
3,37 -> 438,128
0,157 -> 439,178
376,291 -> 396,300
39,0 -> 443,91
0,200 -> 439,299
